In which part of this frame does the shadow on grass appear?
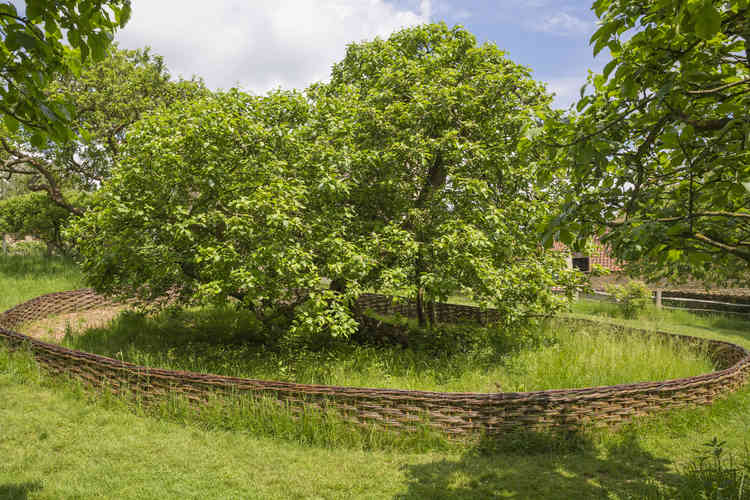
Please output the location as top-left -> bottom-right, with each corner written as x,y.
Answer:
0,481 -> 43,500
396,429 -> 678,499
61,307 -> 510,388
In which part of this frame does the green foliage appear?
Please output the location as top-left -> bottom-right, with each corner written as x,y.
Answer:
650,438 -> 750,499
69,89 -> 361,337
0,0 -> 131,142
0,191 -> 89,254
1,46 -> 207,216
546,0 -> 750,286
73,24 -> 581,336
309,23 -> 580,328
606,280 -> 653,319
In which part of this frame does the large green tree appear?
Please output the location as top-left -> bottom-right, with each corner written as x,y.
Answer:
0,0 -> 131,142
546,0 -> 750,285
308,23 -> 578,326
72,24 -> 579,335
0,46 -> 207,215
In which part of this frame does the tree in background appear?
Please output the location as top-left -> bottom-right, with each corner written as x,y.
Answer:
0,46 -> 207,215
0,0 -> 131,143
0,191 -> 88,254
545,0 -> 750,285
309,23 -> 579,326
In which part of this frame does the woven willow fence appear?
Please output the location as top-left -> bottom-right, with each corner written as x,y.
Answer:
1,289 -> 749,434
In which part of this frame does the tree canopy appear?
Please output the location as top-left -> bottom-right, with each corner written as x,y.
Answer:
309,23 -> 578,326
0,0 -> 131,143
0,190 -> 87,254
1,46 -> 207,215
72,24 -> 579,334
71,90 -> 361,337
546,0 -> 750,285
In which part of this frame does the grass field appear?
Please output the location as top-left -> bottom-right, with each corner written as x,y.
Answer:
2,255 -> 750,499
0,254 -> 83,311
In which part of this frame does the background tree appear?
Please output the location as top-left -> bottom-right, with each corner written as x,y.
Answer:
0,46 -> 207,215
545,0 -> 750,285
308,23 -> 579,327
0,190 -> 87,254
0,0 -> 131,142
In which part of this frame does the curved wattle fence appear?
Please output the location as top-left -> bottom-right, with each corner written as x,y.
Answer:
1,289 -> 748,434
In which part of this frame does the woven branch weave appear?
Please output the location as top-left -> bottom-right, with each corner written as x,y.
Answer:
1,289 -> 748,434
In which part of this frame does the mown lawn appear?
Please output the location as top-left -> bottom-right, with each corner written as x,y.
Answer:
2,256 -> 750,499
0,254 -> 83,311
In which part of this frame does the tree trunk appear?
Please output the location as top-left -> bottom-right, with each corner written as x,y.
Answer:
415,286 -> 426,327
426,300 -> 436,325
414,250 -> 427,327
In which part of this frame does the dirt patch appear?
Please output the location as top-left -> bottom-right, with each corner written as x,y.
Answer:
21,306 -> 129,342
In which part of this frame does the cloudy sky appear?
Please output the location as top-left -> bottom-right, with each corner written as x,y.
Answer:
109,0 -> 607,108
16,1 -> 607,108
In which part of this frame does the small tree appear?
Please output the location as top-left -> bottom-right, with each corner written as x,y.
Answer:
0,191 -> 88,255
607,280 -> 652,319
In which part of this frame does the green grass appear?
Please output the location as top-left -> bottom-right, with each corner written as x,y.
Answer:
2,259 -> 750,498
1,345 -> 749,499
0,253 -> 83,311
58,307 -> 715,394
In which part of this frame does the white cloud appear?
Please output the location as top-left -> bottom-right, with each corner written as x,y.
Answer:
535,12 -> 593,37
116,1 -> 431,93
546,76 -> 587,109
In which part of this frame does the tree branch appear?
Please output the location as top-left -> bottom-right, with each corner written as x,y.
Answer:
686,78 -> 750,95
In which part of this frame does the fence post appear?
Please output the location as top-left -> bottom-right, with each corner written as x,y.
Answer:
655,289 -> 662,309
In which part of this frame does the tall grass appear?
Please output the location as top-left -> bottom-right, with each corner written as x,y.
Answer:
0,253 -> 83,311
0,345 -> 455,452
502,324 -> 713,392
60,307 -> 716,394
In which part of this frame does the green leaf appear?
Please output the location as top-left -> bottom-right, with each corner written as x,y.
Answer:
602,59 -> 618,80
3,114 -> 20,134
0,3 -> 18,16
118,2 -> 132,27
694,3 -> 722,40
30,132 -> 46,148
26,3 -> 44,20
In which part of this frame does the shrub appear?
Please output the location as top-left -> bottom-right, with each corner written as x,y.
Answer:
606,280 -> 652,319
650,438 -> 750,499
6,239 -> 47,256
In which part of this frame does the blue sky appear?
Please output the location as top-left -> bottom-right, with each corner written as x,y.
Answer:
13,0 -> 606,108
425,0 -> 606,107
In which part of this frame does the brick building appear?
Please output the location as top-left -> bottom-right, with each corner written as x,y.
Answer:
553,239 -> 622,273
